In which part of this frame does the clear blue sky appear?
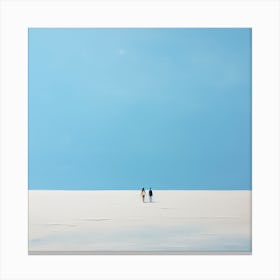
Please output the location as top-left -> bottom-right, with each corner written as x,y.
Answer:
28,28 -> 251,190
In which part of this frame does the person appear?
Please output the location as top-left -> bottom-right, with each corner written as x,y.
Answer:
148,188 -> 153,202
141,187 -> 146,203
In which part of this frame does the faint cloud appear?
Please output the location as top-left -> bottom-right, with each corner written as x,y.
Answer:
117,49 -> 126,56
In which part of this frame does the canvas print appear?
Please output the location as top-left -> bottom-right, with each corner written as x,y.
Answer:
28,28 -> 252,254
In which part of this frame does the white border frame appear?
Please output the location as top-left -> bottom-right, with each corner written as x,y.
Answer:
0,0 -> 279,279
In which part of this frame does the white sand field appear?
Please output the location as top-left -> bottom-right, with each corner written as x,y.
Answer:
28,190 -> 251,254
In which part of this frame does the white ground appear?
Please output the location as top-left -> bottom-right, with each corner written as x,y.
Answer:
28,190 -> 251,253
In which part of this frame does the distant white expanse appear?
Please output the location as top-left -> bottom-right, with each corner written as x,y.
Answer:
28,190 -> 251,254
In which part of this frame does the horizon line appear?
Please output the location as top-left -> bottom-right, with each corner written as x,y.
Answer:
28,186 -> 251,190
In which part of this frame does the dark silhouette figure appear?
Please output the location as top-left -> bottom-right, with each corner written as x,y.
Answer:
148,188 -> 153,202
141,188 -> 146,203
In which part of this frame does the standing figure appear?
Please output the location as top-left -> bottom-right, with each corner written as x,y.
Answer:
148,188 -> 153,202
141,188 -> 146,203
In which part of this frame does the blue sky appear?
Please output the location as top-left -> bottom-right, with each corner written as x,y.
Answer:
28,28 -> 251,190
